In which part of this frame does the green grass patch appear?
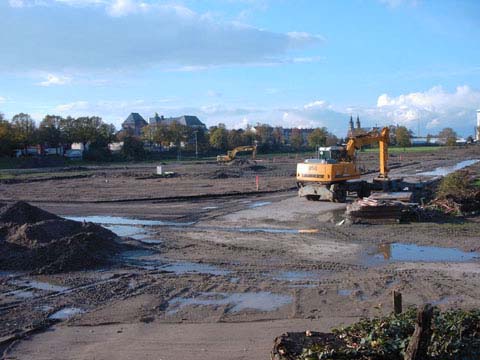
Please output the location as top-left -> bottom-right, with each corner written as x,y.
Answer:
364,146 -> 442,153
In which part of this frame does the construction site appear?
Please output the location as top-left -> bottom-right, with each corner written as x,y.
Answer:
0,139 -> 479,359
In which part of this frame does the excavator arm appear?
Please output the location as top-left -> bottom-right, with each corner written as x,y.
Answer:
345,127 -> 390,178
217,145 -> 257,163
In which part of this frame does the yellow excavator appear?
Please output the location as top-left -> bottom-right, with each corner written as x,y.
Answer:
217,145 -> 258,163
296,127 -> 390,202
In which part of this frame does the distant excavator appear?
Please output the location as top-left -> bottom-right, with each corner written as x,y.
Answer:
296,127 -> 390,202
217,145 -> 258,163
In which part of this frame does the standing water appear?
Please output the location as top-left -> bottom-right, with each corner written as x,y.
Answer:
417,159 -> 479,177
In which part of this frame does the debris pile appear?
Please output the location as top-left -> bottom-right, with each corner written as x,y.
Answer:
427,171 -> 480,215
0,202 -> 121,274
346,195 -> 408,224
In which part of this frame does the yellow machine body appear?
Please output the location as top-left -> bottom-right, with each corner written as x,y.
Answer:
296,127 -> 390,202
217,145 -> 257,163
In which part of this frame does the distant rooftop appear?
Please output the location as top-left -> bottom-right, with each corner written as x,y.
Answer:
149,114 -> 206,129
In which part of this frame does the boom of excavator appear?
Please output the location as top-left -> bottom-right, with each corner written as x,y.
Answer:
296,127 -> 390,202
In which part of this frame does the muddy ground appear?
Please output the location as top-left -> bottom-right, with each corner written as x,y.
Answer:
1,146 -> 480,360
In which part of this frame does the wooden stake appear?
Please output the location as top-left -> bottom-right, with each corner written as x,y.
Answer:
393,291 -> 402,315
404,304 -> 433,360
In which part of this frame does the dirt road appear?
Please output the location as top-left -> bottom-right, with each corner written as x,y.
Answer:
2,147 -> 480,360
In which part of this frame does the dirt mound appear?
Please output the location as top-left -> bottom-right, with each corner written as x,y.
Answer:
227,158 -> 256,166
210,169 -> 241,179
0,201 -> 59,225
0,202 -> 121,274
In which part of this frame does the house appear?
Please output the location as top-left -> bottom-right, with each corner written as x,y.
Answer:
122,113 -> 148,136
149,113 -> 206,130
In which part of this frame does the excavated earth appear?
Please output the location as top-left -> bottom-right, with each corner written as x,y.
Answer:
0,202 -> 124,274
0,146 -> 480,360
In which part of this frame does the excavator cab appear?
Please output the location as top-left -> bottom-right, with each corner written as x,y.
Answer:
317,146 -> 346,164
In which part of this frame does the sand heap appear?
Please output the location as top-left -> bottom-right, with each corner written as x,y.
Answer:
0,202 -> 121,274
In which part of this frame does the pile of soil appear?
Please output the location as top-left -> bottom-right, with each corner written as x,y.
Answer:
210,169 -> 241,179
0,202 -> 121,274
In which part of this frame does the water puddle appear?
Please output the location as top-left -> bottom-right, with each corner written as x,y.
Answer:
103,224 -> 148,238
48,307 -> 84,320
122,251 -> 230,276
364,243 -> 479,264
249,201 -> 272,208
160,262 -> 230,276
89,222 -> 162,244
11,279 -> 68,293
338,289 -> 353,296
273,270 -> 324,282
168,291 -> 292,314
233,227 -> 300,234
202,206 -> 219,210
64,215 -> 195,227
416,159 -> 479,177
338,289 -> 368,300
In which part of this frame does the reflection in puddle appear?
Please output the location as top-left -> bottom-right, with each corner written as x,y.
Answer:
366,243 -> 479,264
273,270 -> 323,282
338,289 -> 353,296
49,307 -> 84,320
160,262 -> 230,276
103,225 -> 147,237
417,159 -> 479,177
122,251 -> 230,276
249,201 -> 272,208
64,215 -> 195,227
235,227 -> 299,234
168,291 -> 292,314
97,224 -> 161,244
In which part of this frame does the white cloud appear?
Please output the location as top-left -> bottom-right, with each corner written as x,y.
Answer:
3,1 -> 323,71
303,100 -> 331,110
37,73 -> 71,86
106,0 -> 151,17
374,86 -> 480,131
379,0 -> 418,8
9,0 -> 26,7
0,96 -> 6,104
55,100 -> 89,113
46,85 -> 480,136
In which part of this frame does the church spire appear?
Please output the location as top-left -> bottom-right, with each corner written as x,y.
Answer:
349,115 -> 354,131
356,115 -> 361,129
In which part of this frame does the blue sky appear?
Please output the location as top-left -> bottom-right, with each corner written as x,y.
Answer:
1,0 -> 479,137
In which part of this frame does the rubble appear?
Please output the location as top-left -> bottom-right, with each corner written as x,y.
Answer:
345,196 -> 407,224
0,202 -> 122,274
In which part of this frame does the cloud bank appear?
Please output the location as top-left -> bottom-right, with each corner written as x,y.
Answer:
2,0 -> 323,72
373,85 -> 480,131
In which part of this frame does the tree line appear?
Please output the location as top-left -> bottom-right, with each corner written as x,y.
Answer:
0,111 -> 465,161
0,113 -> 115,158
